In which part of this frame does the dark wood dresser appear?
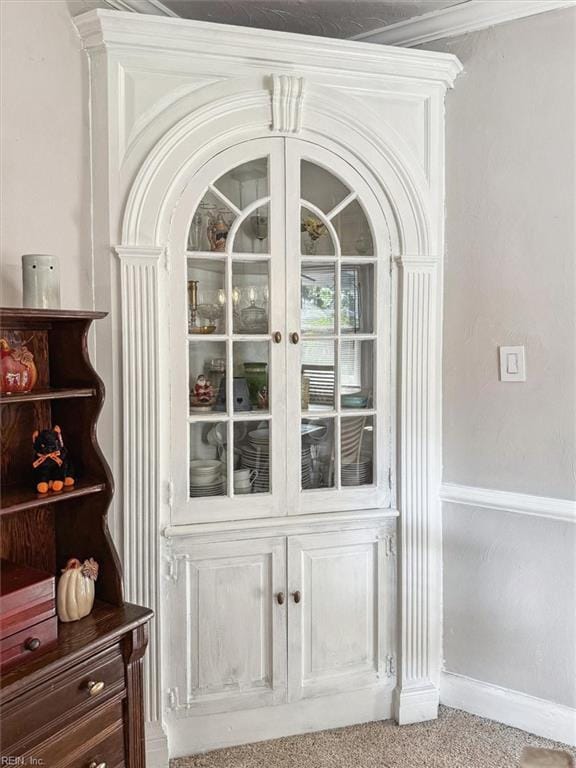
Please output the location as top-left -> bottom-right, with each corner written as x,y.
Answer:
0,308 -> 152,768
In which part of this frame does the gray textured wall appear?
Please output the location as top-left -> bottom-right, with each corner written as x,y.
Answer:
423,8 -> 576,707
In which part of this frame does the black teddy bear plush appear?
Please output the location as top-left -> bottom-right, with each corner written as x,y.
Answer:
32,425 -> 75,494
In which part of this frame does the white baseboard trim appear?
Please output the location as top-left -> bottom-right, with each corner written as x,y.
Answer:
146,720 -> 170,768
440,483 -> 576,524
351,0 -> 576,47
393,682 -> 440,725
441,671 -> 576,746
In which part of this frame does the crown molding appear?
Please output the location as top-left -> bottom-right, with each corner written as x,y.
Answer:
351,0 -> 576,47
104,0 -> 178,17
74,9 -> 462,88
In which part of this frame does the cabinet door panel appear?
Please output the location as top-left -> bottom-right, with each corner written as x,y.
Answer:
166,537 -> 287,714
288,527 -> 394,701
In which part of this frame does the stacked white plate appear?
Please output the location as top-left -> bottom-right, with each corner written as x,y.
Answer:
341,459 -> 372,486
240,430 -> 270,493
190,480 -> 226,497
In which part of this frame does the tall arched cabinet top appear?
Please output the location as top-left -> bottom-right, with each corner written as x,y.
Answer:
75,9 -> 461,760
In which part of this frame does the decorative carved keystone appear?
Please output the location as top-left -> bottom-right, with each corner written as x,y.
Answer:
271,74 -> 306,133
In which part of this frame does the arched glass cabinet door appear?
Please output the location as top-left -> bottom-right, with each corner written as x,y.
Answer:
170,138 -> 287,524
285,140 -> 392,515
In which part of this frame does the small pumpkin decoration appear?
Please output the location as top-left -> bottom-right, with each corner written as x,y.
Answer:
57,558 -> 99,623
0,337 -> 38,394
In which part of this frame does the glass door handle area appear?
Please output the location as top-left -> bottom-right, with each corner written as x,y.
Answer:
292,590 -> 301,603
276,592 -> 285,605
290,332 -> 300,345
273,331 -> 282,343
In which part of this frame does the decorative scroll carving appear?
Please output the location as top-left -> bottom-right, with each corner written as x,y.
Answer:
271,74 -> 306,133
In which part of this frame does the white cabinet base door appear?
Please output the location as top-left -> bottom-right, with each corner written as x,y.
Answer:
165,537 -> 287,715
168,683 -> 394,757
288,528 -> 395,701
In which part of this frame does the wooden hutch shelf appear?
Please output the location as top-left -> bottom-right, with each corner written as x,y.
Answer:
0,479 -> 106,516
0,387 -> 96,405
0,307 -> 151,768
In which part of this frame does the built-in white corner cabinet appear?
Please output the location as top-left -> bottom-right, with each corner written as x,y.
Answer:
76,10 -> 461,762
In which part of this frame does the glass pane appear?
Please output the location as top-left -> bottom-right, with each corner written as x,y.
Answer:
214,158 -> 268,211
188,189 -> 236,253
189,340 -> 226,414
233,341 -> 269,413
235,421 -> 270,494
301,161 -> 350,214
189,422 -> 227,498
188,259 -> 226,335
302,418 -> 335,490
301,262 -> 335,336
232,261 -> 269,334
301,207 -> 334,256
233,204 -> 269,254
331,199 -> 373,256
341,263 -> 374,335
301,340 -> 335,412
341,415 -> 374,487
340,340 -> 374,410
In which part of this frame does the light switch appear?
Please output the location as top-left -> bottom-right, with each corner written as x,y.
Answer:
499,346 -> 526,382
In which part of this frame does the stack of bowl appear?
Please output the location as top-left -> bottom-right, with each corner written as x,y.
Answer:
190,459 -> 225,497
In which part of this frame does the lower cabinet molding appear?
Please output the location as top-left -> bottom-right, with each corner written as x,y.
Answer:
166,686 -> 394,756
145,720 -> 170,768
393,682 -> 440,725
440,671 -> 576,746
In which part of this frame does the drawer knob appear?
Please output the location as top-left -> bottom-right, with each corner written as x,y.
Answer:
276,592 -> 285,605
292,590 -> 301,604
290,331 -> 300,345
86,680 -> 106,696
88,762 -> 107,768
24,637 -> 41,651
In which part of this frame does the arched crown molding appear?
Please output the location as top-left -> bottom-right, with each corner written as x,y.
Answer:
120,76 -> 433,257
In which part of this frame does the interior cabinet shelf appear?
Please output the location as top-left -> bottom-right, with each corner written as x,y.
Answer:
0,388 -> 96,405
0,479 -> 106,516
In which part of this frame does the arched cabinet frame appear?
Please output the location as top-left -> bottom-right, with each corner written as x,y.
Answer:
116,72 -> 445,743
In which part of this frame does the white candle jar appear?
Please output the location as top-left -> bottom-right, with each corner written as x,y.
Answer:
22,254 -> 61,309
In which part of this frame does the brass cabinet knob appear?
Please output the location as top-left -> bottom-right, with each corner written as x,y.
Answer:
88,762 -> 107,768
24,637 -> 41,651
292,590 -> 301,604
86,680 -> 106,696
276,592 -> 285,605
290,332 -> 300,345
273,331 -> 282,344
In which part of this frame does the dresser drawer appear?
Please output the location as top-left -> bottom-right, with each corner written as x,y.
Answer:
0,615 -> 57,671
3,644 -> 126,751
26,699 -> 125,768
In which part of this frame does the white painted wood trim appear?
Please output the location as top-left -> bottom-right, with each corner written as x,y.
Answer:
393,256 -> 442,725
145,721 -> 169,768
351,0 -> 576,47
163,509 -> 399,540
441,671 -> 576,747
440,483 -> 576,524
104,0 -> 178,16
116,245 -> 166,745
74,9 -> 462,87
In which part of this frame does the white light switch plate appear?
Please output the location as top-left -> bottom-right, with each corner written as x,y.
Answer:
499,346 -> 526,382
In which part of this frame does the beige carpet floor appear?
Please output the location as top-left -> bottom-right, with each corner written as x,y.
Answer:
171,706 -> 576,768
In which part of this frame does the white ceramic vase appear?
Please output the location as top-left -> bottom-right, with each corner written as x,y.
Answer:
22,254 -> 61,309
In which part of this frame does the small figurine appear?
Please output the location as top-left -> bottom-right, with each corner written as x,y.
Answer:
191,374 -> 215,407
32,425 -> 75,494
207,212 -> 230,252
57,557 -> 99,622
257,386 -> 269,410
0,337 -> 38,394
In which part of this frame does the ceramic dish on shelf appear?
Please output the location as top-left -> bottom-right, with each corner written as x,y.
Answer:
189,325 -> 217,334
341,390 -> 369,408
